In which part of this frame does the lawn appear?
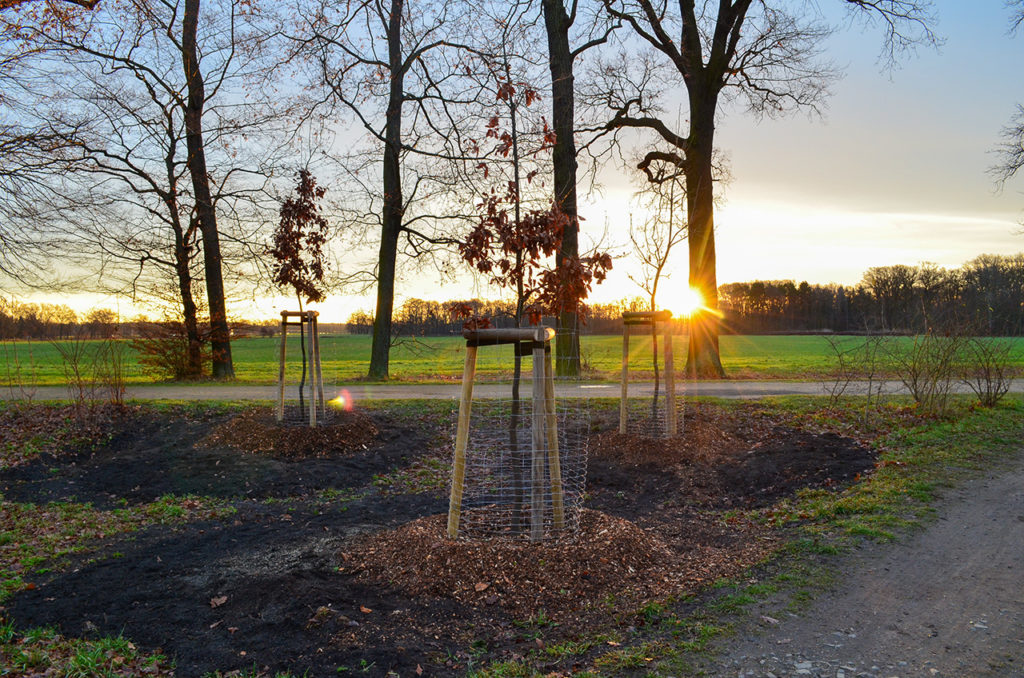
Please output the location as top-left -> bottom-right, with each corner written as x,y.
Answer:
6,334 -> 1023,386
0,395 -> 1021,676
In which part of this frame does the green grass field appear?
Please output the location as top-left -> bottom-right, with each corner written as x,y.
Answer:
4,334 -> 1024,386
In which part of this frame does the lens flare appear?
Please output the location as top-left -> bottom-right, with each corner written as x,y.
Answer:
676,287 -> 704,317
328,389 -> 354,411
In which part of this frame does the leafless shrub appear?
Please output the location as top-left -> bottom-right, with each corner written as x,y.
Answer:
94,338 -> 127,407
858,334 -> 891,426
2,339 -> 38,402
51,329 -> 128,415
52,329 -> 99,413
960,336 -> 1018,407
886,333 -> 966,416
131,319 -> 210,381
823,333 -> 891,427
822,335 -> 856,405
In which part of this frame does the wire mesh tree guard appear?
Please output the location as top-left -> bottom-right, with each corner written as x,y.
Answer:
447,327 -> 588,543
620,310 -> 683,438
276,310 -> 327,427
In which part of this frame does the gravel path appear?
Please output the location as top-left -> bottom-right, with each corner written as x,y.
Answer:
5,379 -> 1024,402
701,454 -> 1024,678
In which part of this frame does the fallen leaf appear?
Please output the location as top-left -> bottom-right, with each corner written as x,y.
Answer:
209,596 -> 227,608
359,605 -> 372,614
416,665 -> 423,676
606,641 -> 620,646
474,582 -> 490,592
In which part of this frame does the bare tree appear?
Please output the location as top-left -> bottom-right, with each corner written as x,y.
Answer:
541,0 -> 615,376
994,104 -> 1024,185
0,0 -> 98,8
993,1 -> 1024,189
296,0 -> 487,379
182,0 -> 231,378
628,148 -> 685,417
600,0 -> 936,377
3,0 -> 283,377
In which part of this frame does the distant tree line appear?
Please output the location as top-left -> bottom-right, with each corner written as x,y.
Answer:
0,300 -> 113,340
5,254 -> 1023,341
0,299 -> 286,341
348,254 -> 1024,337
721,255 -> 1024,336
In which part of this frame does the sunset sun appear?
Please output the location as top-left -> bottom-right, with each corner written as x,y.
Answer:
673,286 -> 704,317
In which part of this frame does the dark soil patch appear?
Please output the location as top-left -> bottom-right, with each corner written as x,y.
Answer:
0,406 -> 430,507
1,401 -> 877,677
7,496 -> 467,677
588,402 -> 876,512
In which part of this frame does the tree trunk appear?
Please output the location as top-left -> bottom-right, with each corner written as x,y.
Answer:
542,0 -> 581,377
368,0 -> 404,380
684,91 -> 725,378
182,0 -> 233,379
173,235 -> 202,378
167,160 -> 202,378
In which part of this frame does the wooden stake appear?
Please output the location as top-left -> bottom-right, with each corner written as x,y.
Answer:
620,325 -> 629,434
312,314 -> 325,410
307,315 -> 317,428
447,345 -> 477,539
530,338 -> 547,542
664,323 -> 677,436
276,313 -> 287,422
544,347 -> 564,529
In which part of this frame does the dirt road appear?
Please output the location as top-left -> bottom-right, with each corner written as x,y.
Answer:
5,379 -> 1024,402
702,454 -> 1024,677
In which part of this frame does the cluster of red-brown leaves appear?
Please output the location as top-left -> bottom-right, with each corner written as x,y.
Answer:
457,192 -> 611,328
454,71 -> 610,331
269,169 -> 329,306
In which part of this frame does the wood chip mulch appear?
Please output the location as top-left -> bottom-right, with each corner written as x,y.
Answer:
199,407 -> 379,457
590,403 -> 776,467
342,509 -> 775,621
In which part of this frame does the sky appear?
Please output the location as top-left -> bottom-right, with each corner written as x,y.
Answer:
20,1 -> 1024,322
588,0 -> 1024,296
343,0 -> 1024,321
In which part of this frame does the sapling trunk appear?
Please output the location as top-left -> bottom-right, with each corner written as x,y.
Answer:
297,297 -> 307,418
651,326 -> 660,424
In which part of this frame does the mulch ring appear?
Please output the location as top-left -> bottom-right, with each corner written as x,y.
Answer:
343,509 -> 775,625
199,406 -> 379,457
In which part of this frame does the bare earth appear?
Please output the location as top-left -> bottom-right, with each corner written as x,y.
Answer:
700,454 -> 1024,678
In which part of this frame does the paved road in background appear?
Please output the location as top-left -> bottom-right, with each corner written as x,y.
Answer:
4,380 -> 1024,401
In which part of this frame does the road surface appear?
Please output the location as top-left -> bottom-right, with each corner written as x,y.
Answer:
3,379 -> 1023,401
